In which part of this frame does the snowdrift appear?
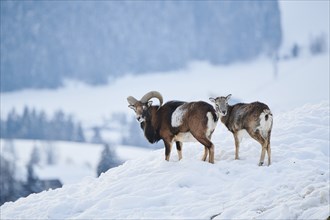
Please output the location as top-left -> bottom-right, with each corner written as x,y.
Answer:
1,102 -> 329,219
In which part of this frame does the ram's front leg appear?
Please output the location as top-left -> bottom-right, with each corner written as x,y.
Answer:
163,139 -> 173,161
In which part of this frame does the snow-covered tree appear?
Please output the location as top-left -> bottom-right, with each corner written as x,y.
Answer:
29,144 -> 41,165
91,127 -> 103,144
96,143 -> 120,177
309,33 -> 328,55
44,142 -> 57,165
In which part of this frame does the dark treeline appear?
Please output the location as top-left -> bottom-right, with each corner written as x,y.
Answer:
1,107 -> 85,142
1,1 -> 282,92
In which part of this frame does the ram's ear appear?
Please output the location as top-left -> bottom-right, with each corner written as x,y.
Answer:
209,97 -> 216,103
128,105 -> 136,110
147,100 -> 153,107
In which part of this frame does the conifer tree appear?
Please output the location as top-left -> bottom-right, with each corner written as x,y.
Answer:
96,143 -> 120,177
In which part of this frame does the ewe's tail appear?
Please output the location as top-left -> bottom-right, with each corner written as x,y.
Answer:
259,109 -> 273,140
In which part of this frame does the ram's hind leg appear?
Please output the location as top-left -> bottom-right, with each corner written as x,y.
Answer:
196,137 -> 214,164
207,142 -> 215,164
201,146 -> 209,161
176,141 -> 183,160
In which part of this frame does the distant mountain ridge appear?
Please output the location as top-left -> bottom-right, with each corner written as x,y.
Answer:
1,1 -> 282,92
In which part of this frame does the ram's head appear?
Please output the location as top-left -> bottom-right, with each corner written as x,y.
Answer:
127,91 -> 163,123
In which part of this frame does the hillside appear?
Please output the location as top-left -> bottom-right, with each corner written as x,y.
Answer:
1,53 -> 329,128
1,101 -> 329,219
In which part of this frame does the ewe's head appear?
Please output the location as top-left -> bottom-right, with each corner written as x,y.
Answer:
127,91 -> 163,123
209,94 -> 231,116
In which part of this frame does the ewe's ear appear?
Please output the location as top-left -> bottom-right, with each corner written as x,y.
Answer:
226,94 -> 232,101
209,97 -> 216,103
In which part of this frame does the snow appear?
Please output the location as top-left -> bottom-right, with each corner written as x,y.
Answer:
1,101 -> 329,219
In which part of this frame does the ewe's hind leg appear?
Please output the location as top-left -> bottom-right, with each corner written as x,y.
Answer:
267,141 -> 271,166
176,141 -> 183,160
201,146 -> 209,161
259,143 -> 267,166
247,129 -> 266,166
266,131 -> 272,165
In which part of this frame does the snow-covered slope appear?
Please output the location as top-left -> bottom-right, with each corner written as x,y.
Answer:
1,102 -> 329,219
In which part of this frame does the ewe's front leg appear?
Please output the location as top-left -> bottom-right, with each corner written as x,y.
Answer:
233,133 -> 240,160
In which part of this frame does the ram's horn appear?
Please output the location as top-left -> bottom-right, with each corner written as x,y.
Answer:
140,91 -> 163,106
127,96 -> 139,106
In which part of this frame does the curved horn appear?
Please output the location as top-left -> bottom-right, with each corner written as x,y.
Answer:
127,96 -> 139,106
140,91 -> 163,106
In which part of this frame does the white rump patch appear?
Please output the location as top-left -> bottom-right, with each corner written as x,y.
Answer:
171,105 -> 187,127
257,109 -> 273,139
206,112 -> 217,138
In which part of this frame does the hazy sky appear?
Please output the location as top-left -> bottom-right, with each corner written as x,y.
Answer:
280,0 -> 329,48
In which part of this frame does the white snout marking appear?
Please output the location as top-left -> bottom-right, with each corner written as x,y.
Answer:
171,105 -> 187,127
